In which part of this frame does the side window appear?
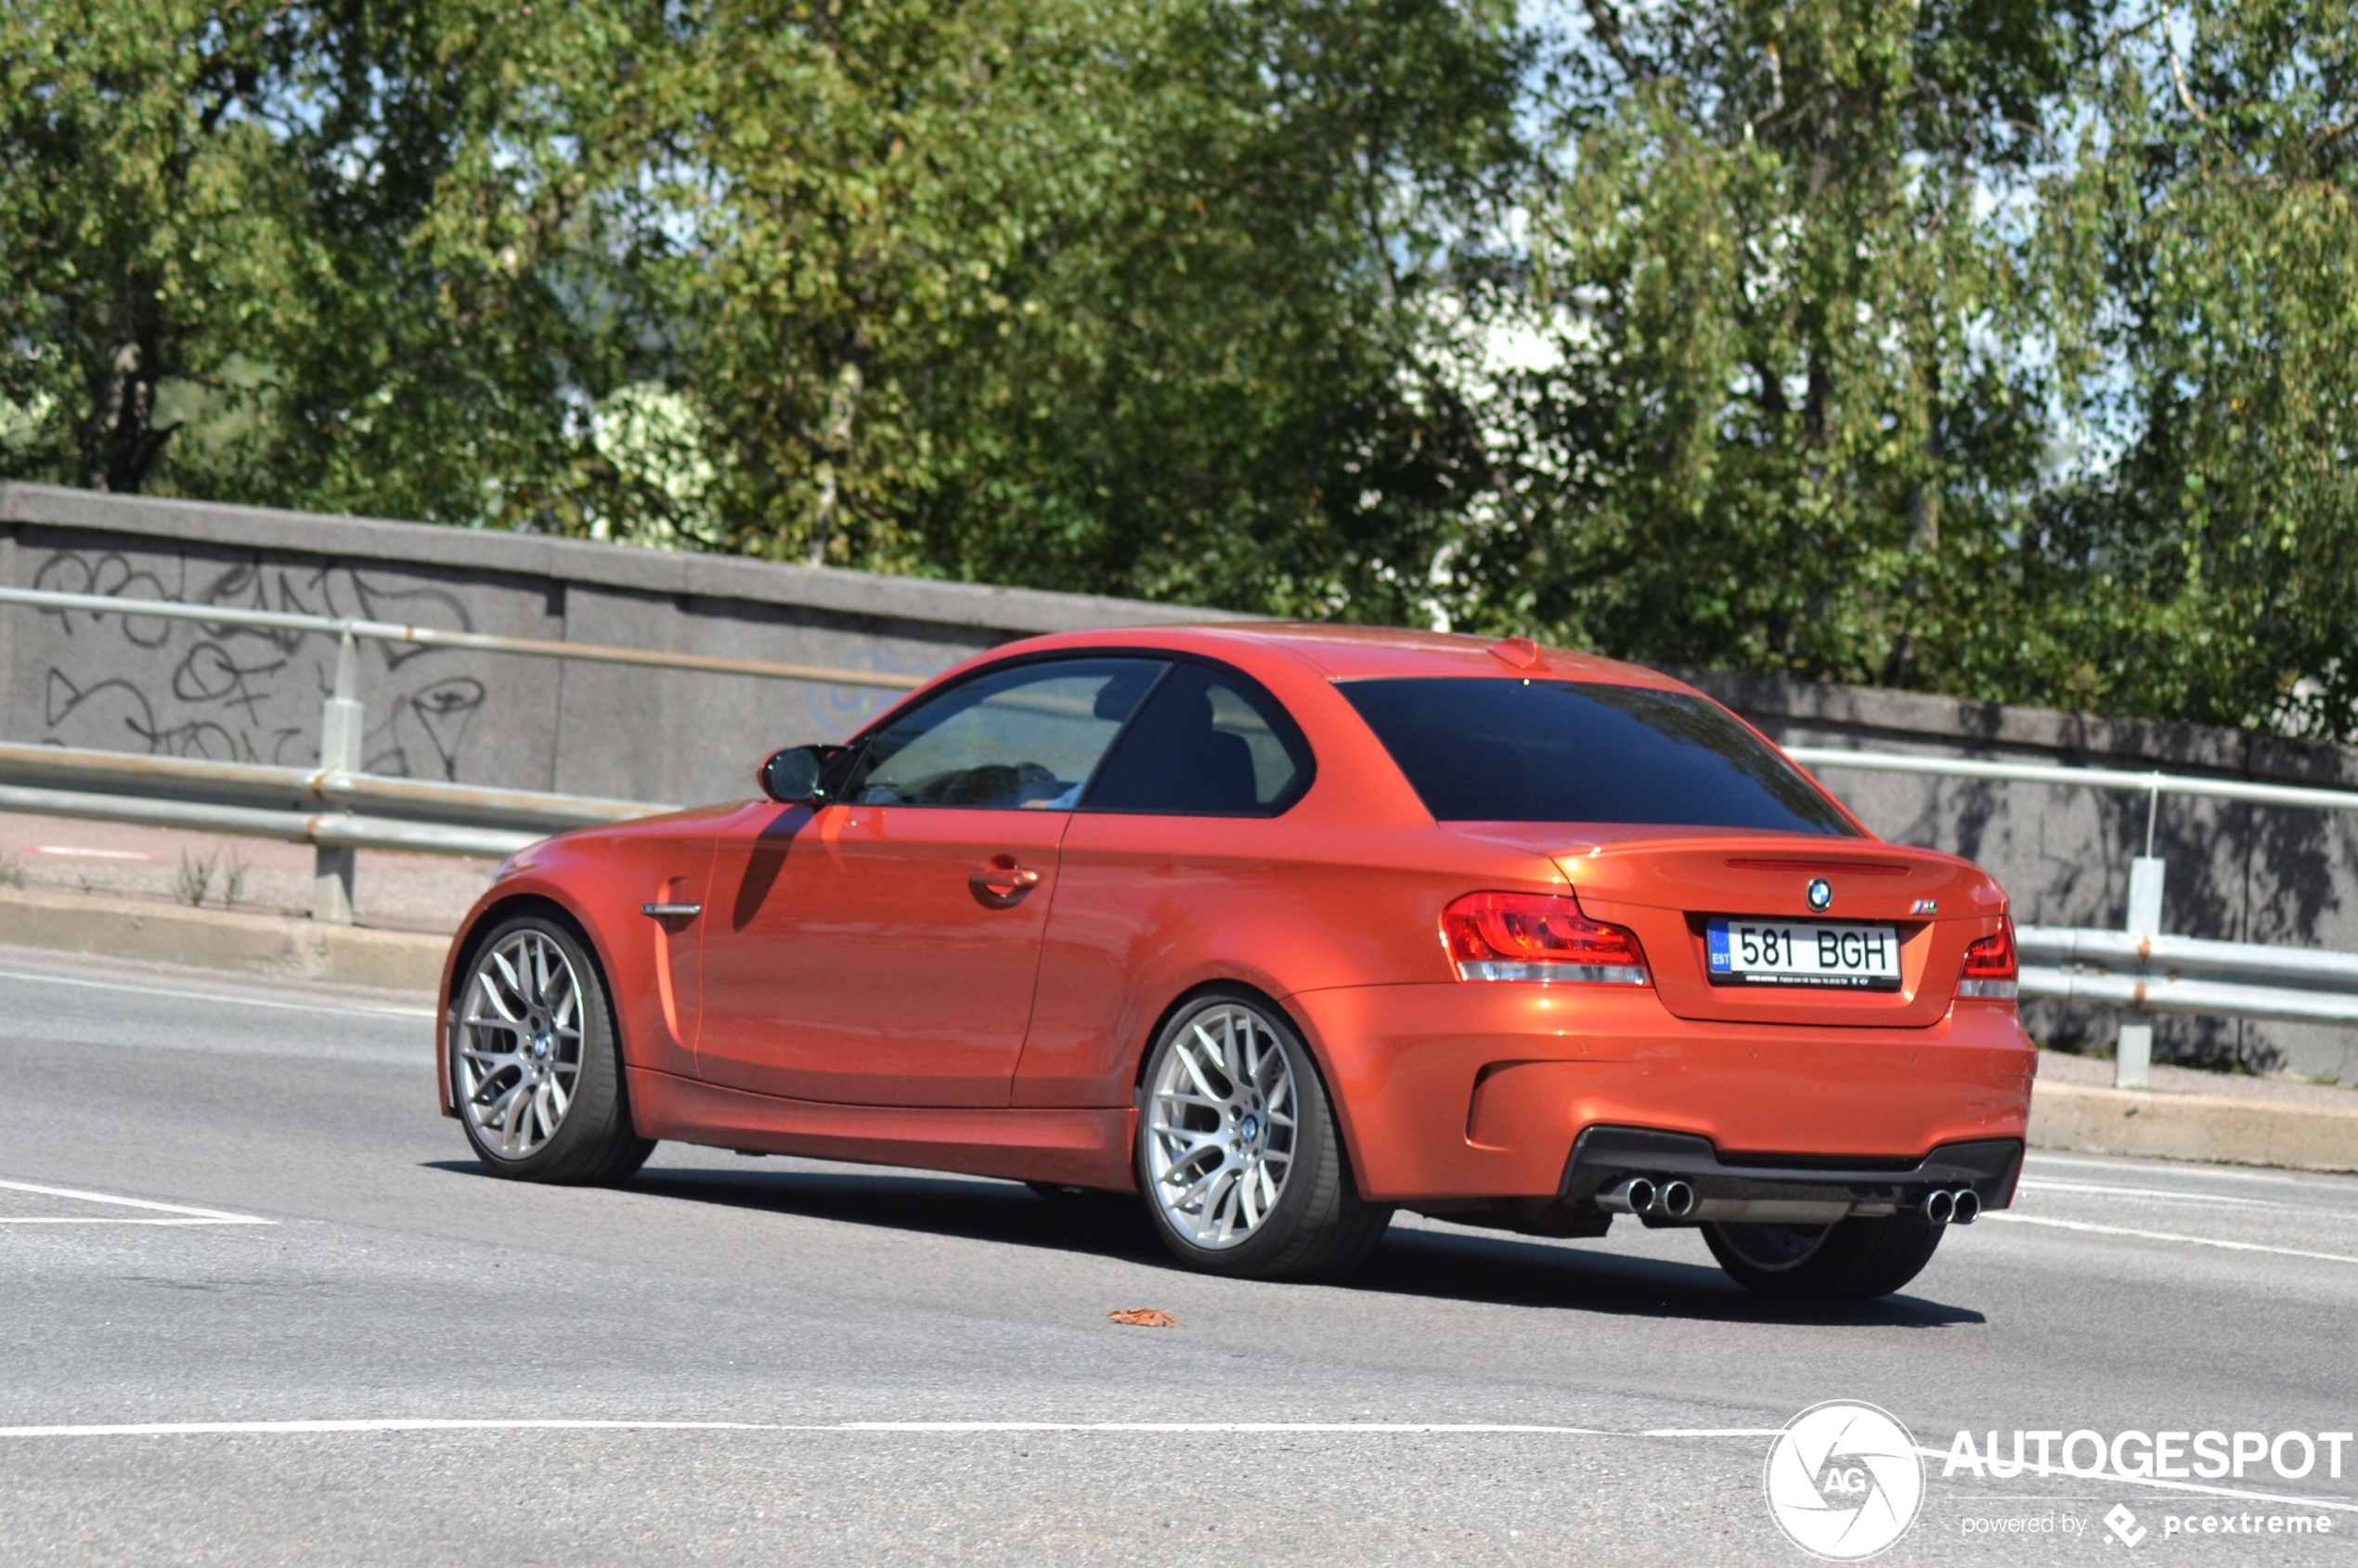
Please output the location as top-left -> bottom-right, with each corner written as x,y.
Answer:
1082,663 -> 1312,816
847,658 -> 1165,810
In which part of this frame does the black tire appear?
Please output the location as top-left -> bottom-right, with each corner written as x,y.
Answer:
1703,1216 -> 1945,1301
1134,989 -> 1392,1281
448,914 -> 654,1185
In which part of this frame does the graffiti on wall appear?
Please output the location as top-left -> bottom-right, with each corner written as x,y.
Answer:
804,644 -> 953,740
28,550 -> 491,779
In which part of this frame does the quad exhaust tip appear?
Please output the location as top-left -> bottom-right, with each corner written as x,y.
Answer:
1921,1187 -> 1980,1225
1598,1176 -> 1696,1219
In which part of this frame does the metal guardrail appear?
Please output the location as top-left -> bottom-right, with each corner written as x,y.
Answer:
0,583 -> 914,922
2016,927 -> 2358,1027
1794,744 -> 2358,1081
0,743 -> 677,860
0,577 -> 2352,1049
1785,745 -> 2358,817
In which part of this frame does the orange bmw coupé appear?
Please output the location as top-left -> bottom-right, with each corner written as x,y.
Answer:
439,625 -> 2033,1301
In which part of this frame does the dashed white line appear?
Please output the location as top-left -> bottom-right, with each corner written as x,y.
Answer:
2017,1178 -> 2309,1212
1982,1210 -> 2358,1263
2027,1153 -> 2358,1192
0,966 -> 433,1019
0,1178 -> 272,1226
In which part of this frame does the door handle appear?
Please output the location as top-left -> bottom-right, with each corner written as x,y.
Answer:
641,902 -> 703,919
968,857 -> 1042,909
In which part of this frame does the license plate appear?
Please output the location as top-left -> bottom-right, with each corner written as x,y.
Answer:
1706,918 -> 1902,990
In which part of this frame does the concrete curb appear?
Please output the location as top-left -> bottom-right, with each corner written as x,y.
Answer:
2030,1078 -> 2358,1174
0,887 -> 447,993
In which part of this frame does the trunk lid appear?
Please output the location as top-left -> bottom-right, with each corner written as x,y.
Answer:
1556,835 -> 2005,1027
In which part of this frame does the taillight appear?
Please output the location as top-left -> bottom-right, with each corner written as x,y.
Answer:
1442,891 -> 1651,985
1958,917 -> 2017,1000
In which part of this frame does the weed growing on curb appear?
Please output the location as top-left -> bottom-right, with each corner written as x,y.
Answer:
173,850 -> 215,907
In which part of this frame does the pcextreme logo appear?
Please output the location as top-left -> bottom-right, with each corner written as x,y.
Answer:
1765,1401 -> 1927,1560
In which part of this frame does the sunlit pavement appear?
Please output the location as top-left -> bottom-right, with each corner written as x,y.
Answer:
0,946 -> 2352,1565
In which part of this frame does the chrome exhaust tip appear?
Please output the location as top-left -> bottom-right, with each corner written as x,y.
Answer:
1599,1177 -> 1655,1215
1921,1189 -> 1956,1225
1950,1188 -> 1981,1225
1656,1179 -> 1696,1219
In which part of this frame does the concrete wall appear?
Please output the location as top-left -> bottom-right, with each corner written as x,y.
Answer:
0,483 -> 1224,809
1684,669 -> 2358,1082
1,481 -> 2350,1077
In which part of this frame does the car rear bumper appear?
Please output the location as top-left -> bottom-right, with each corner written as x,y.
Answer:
1285,981 -> 2036,1202
1561,1125 -> 2023,1223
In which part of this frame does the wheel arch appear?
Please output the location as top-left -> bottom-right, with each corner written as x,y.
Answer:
1127,978 -> 1375,1199
438,891 -> 622,1121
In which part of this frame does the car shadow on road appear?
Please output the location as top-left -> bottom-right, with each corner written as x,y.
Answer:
1360,1224 -> 1985,1328
422,1158 -> 1985,1328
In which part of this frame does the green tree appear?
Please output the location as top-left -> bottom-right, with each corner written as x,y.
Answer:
0,0 -> 666,525
1454,0 -> 2085,689
661,0 -> 1530,621
1989,1 -> 2358,736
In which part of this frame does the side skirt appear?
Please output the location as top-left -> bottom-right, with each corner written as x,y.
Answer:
627,1069 -> 1139,1191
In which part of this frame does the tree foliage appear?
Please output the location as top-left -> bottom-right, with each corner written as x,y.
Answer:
5,0 -> 2357,736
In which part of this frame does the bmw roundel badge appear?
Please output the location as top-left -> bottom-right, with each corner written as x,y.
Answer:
1806,877 -> 1833,912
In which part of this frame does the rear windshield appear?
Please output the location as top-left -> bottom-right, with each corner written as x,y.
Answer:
1340,678 -> 1857,836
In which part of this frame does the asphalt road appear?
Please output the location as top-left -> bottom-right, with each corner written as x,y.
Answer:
1,947 -> 2354,1566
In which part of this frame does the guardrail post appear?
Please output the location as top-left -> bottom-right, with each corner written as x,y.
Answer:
2114,856 -> 2165,1089
313,629 -> 363,925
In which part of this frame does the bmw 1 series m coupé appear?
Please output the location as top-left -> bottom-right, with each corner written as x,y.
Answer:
439,625 -> 2033,1301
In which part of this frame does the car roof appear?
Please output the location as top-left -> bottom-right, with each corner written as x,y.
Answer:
1024,620 -> 1689,689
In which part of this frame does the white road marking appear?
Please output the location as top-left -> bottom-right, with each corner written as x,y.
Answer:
2016,1177 -> 2323,1212
2027,1153 -> 2358,1192
0,966 -> 434,1019
0,1178 -> 272,1225
0,1417 -> 2348,1516
27,846 -> 154,861
1982,1210 -> 2358,1263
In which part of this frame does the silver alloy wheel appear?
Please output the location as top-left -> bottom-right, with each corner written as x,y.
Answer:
1145,1003 -> 1300,1249
455,929 -> 586,1160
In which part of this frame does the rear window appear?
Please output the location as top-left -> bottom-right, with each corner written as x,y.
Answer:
1339,678 -> 1857,836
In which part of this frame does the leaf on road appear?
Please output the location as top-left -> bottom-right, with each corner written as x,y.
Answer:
1107,1307 -> 1176,1328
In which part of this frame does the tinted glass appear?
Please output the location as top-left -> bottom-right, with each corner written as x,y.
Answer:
1085,664 -> 1311,815
849,658 -> 1165,809
1340,678 -> 1856,835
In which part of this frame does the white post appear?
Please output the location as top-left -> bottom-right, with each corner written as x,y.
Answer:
2115,855 -> 2165,1089
313,628 -> 363,925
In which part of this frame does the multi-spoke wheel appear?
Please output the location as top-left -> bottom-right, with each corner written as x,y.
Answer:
450,914 -> 652,1184
1704,1216 -> 1945,1301
1134,991 -> 1390,1279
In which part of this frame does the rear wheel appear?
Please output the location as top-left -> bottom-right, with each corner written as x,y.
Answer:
450,915 -> 653,1185
1704,1216 -> 1944,1301
1135,991 -> 1391,1280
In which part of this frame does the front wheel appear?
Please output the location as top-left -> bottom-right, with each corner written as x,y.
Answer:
1134,991 -> 1391,1280
1703,1215 -> 1944,1301
449,915 -> 653,1185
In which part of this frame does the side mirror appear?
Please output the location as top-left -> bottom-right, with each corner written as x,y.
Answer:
758,744 -> 839,805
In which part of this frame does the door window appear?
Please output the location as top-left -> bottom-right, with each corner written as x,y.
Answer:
846,658 -> 1166,810
1082,662 -> 1313,815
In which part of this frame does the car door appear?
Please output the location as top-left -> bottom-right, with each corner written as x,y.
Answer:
1014,660 -> 1319,1108
695,655 -> 1167,1108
